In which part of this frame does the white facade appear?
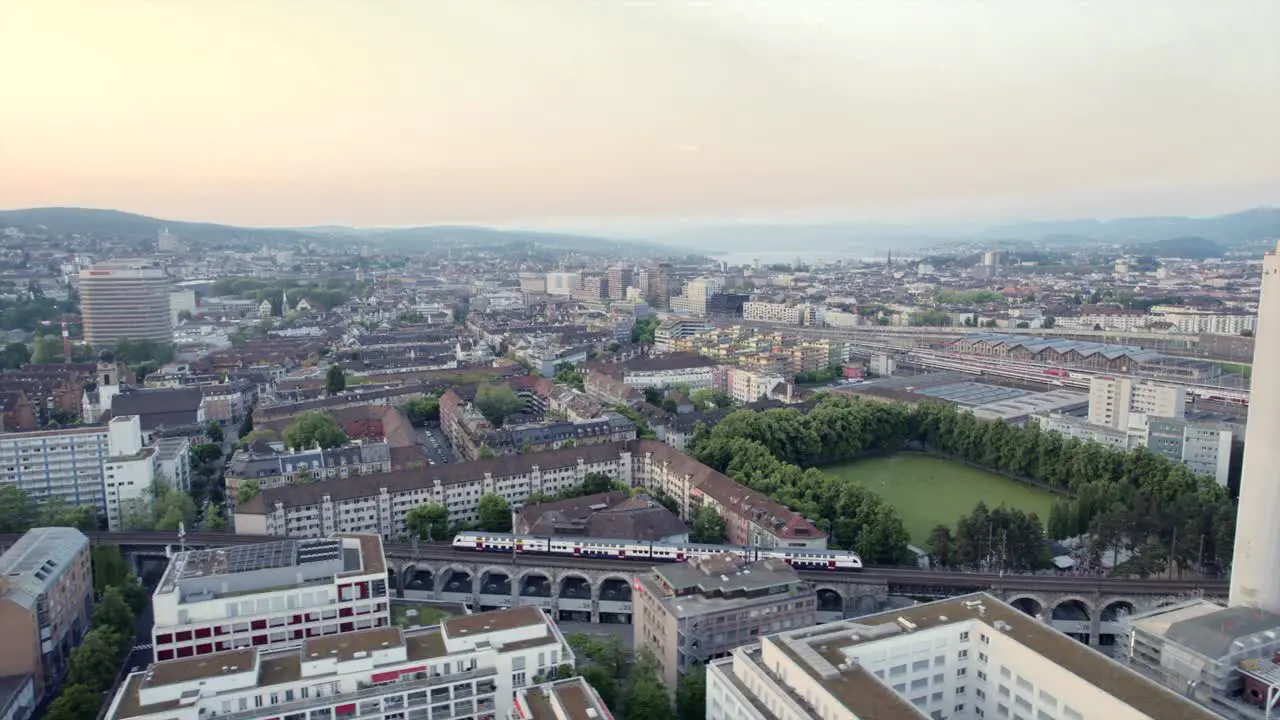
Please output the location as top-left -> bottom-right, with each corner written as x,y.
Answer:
1231,241 -> 1280,614
1033,413 -> 1233,486
743,302 -> 803,324
1147,306 -> 1257,336
150,535 -> 389,663
169,289 -> 197,325
103,415 -> 158,531
707,593 -> 1217,720
1087,376 -> 1184,429
108,606 -> 574,720
79,261 -> 173,346
544,273 -> 580,297
823,310 -> 861,328
622,366 -> 714,391
725,367 -> 784,404
0,413 -> 155,528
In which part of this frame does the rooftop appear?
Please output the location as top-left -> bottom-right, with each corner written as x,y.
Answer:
518,677 -> 610,720
156,535 -> 384,600
767,592 -> 1219,720
0,527 -> 89,611
642,554 -> 809,619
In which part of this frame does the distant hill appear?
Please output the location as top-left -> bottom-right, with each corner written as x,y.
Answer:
980,208 -> 1280,248
0,207 -> 680,257
1132,236 -> 1224,259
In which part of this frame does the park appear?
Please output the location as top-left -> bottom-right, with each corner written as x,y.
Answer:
823,453 -> 1057,545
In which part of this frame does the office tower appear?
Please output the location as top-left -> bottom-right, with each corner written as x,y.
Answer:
1231,241 -> 1280,612
1087,376 -> 1184,429
0,528 -> 93,699
606,265 -> 632,300
647,263 -> 672,309
544,272 -> 580,297
79,261 -> 172,347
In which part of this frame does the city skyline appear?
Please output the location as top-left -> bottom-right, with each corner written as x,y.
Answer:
2,1 -> 1278,230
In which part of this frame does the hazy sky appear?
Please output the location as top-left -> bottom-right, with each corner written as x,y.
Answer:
2,1 -> 1277,230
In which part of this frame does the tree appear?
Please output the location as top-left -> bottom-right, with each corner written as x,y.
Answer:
283,411 -> 348,450
325,364 -> 346,395
581,472 -> 615,496
691,506 -> 727,544
579,665 -> 619,710
191,443 -> 223,465
44,684 -> 99,720
120,574 -> 150,614
691,389 -> 733,412
622,654 -> 676,720
40,499 -> 97,531
405,503 -> 450,542
477,493 -> 512,532
477,445 -> 495,459
237,479 -> 262,505
642,387 -> 664,406
632,317 -> 659,344
402,396 -> 440,425
177,309 -> 193,322
31,335 -> 64,364
205,504 -> 228,530
473,384 -> 525,427
553,362 -> 585,391
925,525 -> 956,569
677,665 -> 707,720
238,427 -> 280,447
91,545 -> 131,596
94,587 -> 135,636
0,485 -> 38,533
238,412 -> 255,439
1042,316 -> 1056,329
0,341 -> 30,369
67,628 -> 124,692
205,421 -> 224,444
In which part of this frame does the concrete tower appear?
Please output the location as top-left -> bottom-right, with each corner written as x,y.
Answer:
1230,240 -> 1280,612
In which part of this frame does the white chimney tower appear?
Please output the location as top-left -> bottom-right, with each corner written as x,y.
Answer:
1230,240 -> 1280,611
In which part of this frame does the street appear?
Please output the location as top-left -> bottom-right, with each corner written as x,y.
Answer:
418,426 -> 455,466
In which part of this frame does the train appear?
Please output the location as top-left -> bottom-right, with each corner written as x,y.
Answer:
451,532 -> 864,571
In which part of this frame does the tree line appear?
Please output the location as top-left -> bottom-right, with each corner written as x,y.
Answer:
691,395 -> 1236,574
46,545 -> 150,720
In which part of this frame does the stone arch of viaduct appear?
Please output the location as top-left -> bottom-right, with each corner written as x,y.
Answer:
389,560 -> 634,602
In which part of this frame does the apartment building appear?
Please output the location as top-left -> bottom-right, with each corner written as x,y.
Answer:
743,302 -> 805,325
79,261 -> 173,347
1087,376 -> 1185,429
237,440 -> 827,550
619,353 -> 717,390
224,440 -> 393,497
1147,306 -> 1257,336
634,554 -> 815,688
707,592 -> 1217,720
0,528 -> 93,699
511,676 -> 611,720
1033,412 -> 1234,486
108,606 -> 575,720
718,367 -> 785,404
654,318 -> 711,352
150,534 -> 389,662
0,415 -> 156,529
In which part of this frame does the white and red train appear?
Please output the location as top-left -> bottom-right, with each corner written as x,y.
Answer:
451,532 -> 864,571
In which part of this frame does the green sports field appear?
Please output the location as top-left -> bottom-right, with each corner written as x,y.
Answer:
823,454 -> 1057,545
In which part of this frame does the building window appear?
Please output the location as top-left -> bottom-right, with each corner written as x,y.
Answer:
959,631 -> 969,642
958,650 -> 968,660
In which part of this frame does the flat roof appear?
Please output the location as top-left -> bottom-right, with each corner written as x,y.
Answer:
302,627 -> 405,664
769,592 -> 1219,720
445,605 -> 546,638
520,678 -> 609,720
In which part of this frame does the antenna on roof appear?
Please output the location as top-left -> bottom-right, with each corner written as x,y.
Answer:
179,521 -> 187,555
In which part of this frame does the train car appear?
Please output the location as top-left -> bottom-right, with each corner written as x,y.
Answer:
759,548 -> 863,570
451,532 -> 549,554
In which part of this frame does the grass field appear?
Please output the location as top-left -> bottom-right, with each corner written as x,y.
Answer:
390,601 -> 457,629
823,454 -> 1057,545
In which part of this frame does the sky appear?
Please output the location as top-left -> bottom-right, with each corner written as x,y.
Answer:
1,0 -> 1278,231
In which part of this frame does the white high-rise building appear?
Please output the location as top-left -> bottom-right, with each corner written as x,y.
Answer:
79,261 -> 173,347
1231,241 -> 1280,613
544,272 -> 580,296
708,593 -> 1218,720
1087,376 -> 1185,429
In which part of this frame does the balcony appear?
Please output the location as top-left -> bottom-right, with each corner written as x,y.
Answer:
203,667 -> 497,720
